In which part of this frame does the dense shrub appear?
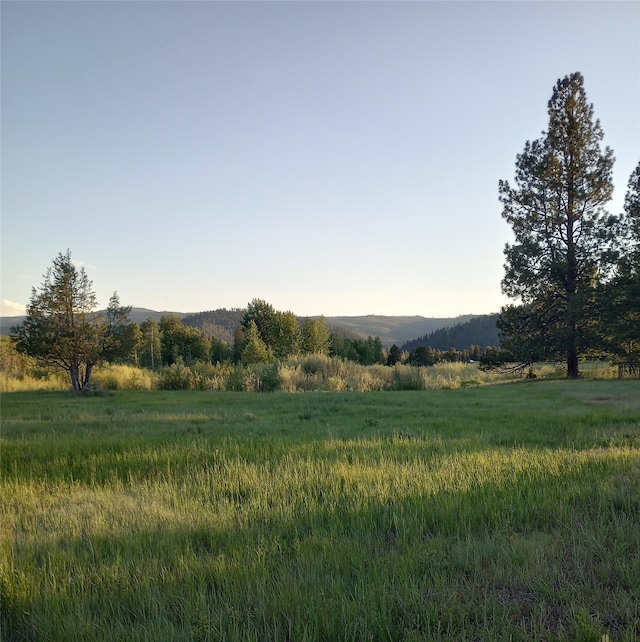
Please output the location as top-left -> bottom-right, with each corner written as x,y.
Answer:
94,364 -> 157,391
391,365 -> 427,390
225,365 -> 250,392
157,362 -> 194,390
257,362 -> 282,392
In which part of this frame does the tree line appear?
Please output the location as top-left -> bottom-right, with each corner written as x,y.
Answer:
9,261 -> 502,393
9,73 -> 639,389
8,268 -> 393,391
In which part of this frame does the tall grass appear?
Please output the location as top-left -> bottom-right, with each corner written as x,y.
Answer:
1,381 -> 639,641
93,364 -> 158,390
0,355 -> 621,394
0,371 -> 67,392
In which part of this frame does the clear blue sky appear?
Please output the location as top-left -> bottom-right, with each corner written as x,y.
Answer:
2,1 -> 638,318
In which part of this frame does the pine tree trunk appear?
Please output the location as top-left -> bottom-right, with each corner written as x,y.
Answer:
567,349 -> 580,378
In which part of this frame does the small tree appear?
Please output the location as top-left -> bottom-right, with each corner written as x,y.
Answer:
301,317 -> 331,355
272,311 -> 301,359
12,251 -> 107,391
499,72 -> 619,377
242,299 -> 278,350
386,344 -> 402,366
240,300 -> 305,360
241,320 -> 271,364
139,318 -> 161,370
101,292 -> 136,363
159,315 -> 210,366
210,337 -> 233,364
408,346 -> 439,367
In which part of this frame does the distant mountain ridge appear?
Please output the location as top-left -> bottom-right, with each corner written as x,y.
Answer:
401,314 -> 500,352
320,315 -> 478,348
1,308 -> 495,348
0,308 -> 187,337
182,309 -> 245,345
180,311 -> 475,347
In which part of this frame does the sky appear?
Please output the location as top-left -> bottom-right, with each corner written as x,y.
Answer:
1,1 -> 639,319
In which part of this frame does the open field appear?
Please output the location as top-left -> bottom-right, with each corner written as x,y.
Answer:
1,381 -> 639,641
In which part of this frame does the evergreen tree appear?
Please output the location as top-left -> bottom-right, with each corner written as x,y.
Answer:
12,251 -> 106,391
101,292 -> 136,363
386,344 -> 401,366
604,162 -> 640,358
408,346 -> 439,367
499,72 -> 619,377
241,320 -> 271,364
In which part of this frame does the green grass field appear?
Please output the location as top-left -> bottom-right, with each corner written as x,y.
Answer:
1,381 -> 639,641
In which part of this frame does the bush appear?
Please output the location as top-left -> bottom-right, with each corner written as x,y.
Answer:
0,372 -> 68,392
158,362 -> 194,390
257,362 -> 282,392
225,365 -> 249,392
302,354 -> 328,375
391,365 -> 427,390
94,364 -> 157,391
278,364 -> 303,392
190,361 -> 230,391
323,376 -> 346,391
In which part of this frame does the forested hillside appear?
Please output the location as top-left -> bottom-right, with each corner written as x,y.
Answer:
180,311 -> 483,347
323,315 -> 477,347
1,308 -> 494,348
401,314 -> 500,352
174,311 -> 500,349
182,309 -> 246,344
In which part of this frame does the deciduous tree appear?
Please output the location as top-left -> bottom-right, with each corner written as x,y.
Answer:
242,299 -> 278,351
301,317 -> 331,355
272,311 -> 301,359
159,315 -> 210,366
139,318 -> 161,370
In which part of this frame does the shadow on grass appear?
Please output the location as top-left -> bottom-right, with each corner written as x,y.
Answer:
3,450 -> 639,642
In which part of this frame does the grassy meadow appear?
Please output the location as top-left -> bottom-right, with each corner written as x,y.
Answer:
1,380 -> 639,641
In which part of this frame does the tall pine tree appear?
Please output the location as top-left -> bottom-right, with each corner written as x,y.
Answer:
498,72 -> 620,377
